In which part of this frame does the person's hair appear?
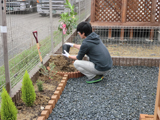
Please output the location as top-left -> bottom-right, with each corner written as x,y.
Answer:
77,21 -> 92,36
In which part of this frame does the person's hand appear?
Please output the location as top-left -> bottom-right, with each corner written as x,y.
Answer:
65,42 -> 74,47
62,50 -> 70,58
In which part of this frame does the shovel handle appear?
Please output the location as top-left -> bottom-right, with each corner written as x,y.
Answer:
33,31 -> 38,43
33,31 -> 43,64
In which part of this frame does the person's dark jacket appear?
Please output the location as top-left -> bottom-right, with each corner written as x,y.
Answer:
76,32 -> 113,71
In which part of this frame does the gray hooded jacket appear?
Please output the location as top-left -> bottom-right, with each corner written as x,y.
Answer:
76,32 -> 113,71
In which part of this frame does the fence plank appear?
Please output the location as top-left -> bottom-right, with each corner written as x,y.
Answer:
120,0 -> 127,40
153,65 -> 160,120
159,7 -> 160,23
91,22 -> 160,27
151,0 -> 156,23
130,29 -> 133,39
108,29 -> 112,38
120,29 -> 124,40
121,0 -> 127,23
91,0 -> 95,22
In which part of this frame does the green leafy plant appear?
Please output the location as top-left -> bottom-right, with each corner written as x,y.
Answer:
1,87 -> 18,120
36,80 -> 44,92
58,0 -> 78,34
39,62 -> 57,80
21,70 -> 36,106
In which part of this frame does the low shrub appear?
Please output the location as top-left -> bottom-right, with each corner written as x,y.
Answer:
21,70 -> 36,106
1,87 -> 18,120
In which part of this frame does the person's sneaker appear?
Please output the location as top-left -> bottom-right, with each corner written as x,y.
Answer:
86,75 -> 104,84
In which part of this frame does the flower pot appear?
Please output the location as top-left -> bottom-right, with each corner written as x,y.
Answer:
62,44 -> 71,54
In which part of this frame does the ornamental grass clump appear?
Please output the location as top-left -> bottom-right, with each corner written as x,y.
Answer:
21,70 -> 36,106
36,80 -> 44,92
1,87 -> 18,120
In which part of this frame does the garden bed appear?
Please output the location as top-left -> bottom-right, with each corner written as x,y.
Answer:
11,44 -> 160,119
16,55 -> 78,120
13,53 -> 160,120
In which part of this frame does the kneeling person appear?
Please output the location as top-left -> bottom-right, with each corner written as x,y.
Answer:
62,22 -> 113,83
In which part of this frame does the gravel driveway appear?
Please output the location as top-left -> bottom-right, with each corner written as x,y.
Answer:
48,66 -> 159,120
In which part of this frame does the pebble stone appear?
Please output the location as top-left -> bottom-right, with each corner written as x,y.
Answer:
48,66 -> 159,120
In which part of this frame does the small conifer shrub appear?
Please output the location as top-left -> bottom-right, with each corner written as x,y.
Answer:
1,87 -> 18,120
21,70 -> 36,106
36,80 -> 44,92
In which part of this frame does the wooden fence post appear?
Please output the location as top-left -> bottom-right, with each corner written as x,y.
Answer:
0,0 -> 11,94
120,0 -> 127,40
130,29 -> 133,39
159,4 -> 160,24
108,29 -> 112,38
91,0 -> 95,22
153,65 -> 160,120
151,0 -> 156,23
150,0 -> 156,41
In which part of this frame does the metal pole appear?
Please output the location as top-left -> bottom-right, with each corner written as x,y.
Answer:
0,0 -> 2,25
49,0 -> 54,54
0,0 -> 11,94
85,0 -> 86,18
79,0 -> 80,22
62,31 -> 64,53
158,29 -> 160,42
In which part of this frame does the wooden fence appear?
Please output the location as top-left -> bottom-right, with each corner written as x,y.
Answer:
139,65 -> 160,120
90,0 -> 160,40
91,0 -> 160,26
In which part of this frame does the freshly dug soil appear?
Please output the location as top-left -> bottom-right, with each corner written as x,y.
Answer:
49,55 -> 77,72
16,55 -> 77,120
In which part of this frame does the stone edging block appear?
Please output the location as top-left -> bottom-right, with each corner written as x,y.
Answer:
51,95 -> 58,104
37,116 -> 45,120
48,100 -> 56,109
41,110 -> 49,119
37,72 -> 84,119
45,105 -> 52,114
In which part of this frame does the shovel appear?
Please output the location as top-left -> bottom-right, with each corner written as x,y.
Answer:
32,31 -> 43,64
32,31 -> 51,73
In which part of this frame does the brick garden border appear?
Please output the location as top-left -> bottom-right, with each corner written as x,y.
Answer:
36,56 -> 160,120
37,72 -> 84,120
11,56 -> 160,104
10,56 -> 160,119
112,56 -> 160,67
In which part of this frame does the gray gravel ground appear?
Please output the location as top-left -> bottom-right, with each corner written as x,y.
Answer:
48,66 -> 159,120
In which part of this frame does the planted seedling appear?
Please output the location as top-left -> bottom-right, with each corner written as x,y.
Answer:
36,80 -> 44,92
39,62 -> 57,80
